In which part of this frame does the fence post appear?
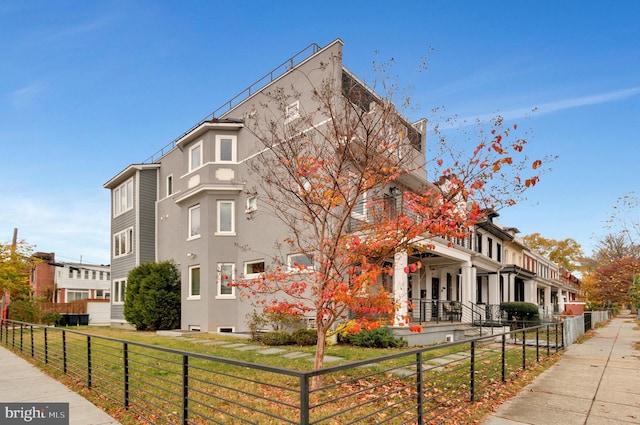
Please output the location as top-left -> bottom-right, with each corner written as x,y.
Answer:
30,325 -> 34,358
12,322 -> 15,349
535,327 -> 539,362
470,341 -> 476,402
123,342 -> 129,409
62,330 -> 67,374
521,329 -> 526,370
300,374 -> 310,425
87,336 -> 92,389
182,354 -> 189,425
501,333 -> 506,382
546,324 -> 550,357
44,327 -> 48,364
19,323 -> 23,352
416,352 -> 423,423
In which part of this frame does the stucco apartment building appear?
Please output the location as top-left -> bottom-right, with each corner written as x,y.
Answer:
104,39 -> 578,332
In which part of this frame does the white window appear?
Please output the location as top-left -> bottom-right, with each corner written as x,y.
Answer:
113,178 -> 134,217
167,175 -> 173,197
113,279 -> 127,304
217,263 -> 235,297
244,260 -> 265,278
217,201 -> 235,234
189,265 -> 201,299
351,191 -> 367,220
188,205 -> 201,239
246,195 -> 257,213
113,227 -> 133,258
287,253 -> 314,271
95,289 -> 110,300
215,135 -> 236,163
189,141 -> 203,171
67,290 -> 89,302
285,100 -> 300,121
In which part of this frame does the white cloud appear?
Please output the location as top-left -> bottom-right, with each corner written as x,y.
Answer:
11,82 -> 45,109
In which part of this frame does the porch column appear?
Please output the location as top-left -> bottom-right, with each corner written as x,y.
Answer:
544,286 -> 552,314
487,274 -> 500,305
393,251 -> 408,326
525,279 -> 536,304
558,290 -> 566,312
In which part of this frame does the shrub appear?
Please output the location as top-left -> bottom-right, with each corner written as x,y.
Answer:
246,310 -> 267,341
261,330 -> 292,346
8,296 -> 39,323
347,327 -> 406,348
124,261 -> 181,331
291,328 -> 317,346
41,312 -> 62,326
500,302 -> 540,326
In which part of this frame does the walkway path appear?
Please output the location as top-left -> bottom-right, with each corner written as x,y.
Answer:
0,345 -> 121,424
482,311 -> 640,425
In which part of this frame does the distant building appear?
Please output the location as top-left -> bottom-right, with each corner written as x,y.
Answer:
30,253 -> 111,302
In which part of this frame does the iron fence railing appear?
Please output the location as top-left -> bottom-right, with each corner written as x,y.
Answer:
1,319 -> 563,424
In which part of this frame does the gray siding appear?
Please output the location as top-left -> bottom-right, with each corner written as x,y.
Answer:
138,169 -> 157,265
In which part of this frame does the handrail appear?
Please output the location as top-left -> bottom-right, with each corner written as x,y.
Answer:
142,42 -> 322,164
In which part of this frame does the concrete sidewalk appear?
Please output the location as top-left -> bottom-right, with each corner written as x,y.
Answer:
482,311 -> 640,425
0,346 -> 120,424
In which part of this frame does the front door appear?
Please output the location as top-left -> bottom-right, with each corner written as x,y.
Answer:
431,277 -> 440,318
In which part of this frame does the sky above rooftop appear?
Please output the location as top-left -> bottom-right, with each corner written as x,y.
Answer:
1,1 -> 638,265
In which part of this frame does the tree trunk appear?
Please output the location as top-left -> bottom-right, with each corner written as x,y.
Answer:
311,326 -> 327,390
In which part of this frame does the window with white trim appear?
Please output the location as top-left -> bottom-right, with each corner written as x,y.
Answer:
113,227 -> 133,258
246,195 -> 257,213
215,135 -> 236,163
113,279 -> 127,304
217,201 -> 235,234
113,178 -> 134,217
189,265 -> 201,299
95,289 -> 110,300
351,191 -> 367,220
287,253 -> 314,271
189,141 -> 203,171
67,290 -> 89,302
244,260 -> 265,278
217,263 -> 235,297
167,175 -> 173,197
285,100 -> 300,121
188,204 -> 201,239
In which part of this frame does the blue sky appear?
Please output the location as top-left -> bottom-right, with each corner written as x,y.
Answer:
1,1 -> 638,265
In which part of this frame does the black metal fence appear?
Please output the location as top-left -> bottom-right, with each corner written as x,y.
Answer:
0,319 -> 563,424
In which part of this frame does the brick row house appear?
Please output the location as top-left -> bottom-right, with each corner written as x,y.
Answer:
104,39 -> 578,332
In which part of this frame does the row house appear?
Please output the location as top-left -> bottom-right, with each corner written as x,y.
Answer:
104,39 -> 578,332
30,253 -> 111,302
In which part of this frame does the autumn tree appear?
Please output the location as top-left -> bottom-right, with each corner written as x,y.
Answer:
585,257 -> 640,306
0,237 -> 37,322
233,51 -> 547,380
521,233 -> 583,272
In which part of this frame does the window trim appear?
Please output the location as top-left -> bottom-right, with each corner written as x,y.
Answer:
188,265 -> 201,300
188,204 -> 201,240
285,100 -> 300,122
217,263 -> 236,298
244,260 -> 265,278
113,279 -> 127,305
166,174 -> 174,197
216,200 -> 235,235
113,178 -> 134,218
287,253 -> 314,272
245,195 -> 257,213
215,135 -> 237,163
189,140 -> 203,172
113,227 -> 134,258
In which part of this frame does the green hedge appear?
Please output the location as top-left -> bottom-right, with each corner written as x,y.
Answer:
500,302 -> 540,325
347,327 -> 406,348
